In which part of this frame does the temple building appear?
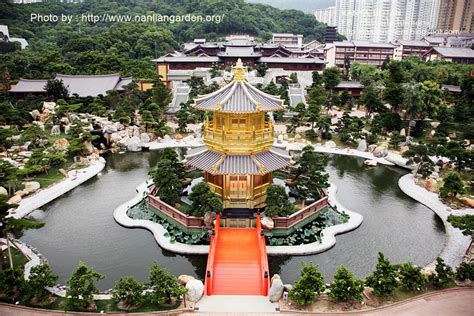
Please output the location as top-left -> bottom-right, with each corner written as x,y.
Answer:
186,59 -> 291,209
153,34 -> 326,85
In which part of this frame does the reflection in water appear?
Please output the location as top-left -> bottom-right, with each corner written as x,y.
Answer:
21,153 -> 444,289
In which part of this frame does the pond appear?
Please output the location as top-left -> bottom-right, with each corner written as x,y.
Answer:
20,152 -> 445,289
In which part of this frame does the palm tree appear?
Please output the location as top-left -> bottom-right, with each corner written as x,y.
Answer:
0,196 -> 44,270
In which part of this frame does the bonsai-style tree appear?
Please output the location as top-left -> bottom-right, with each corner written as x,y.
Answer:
66,262 -> 104,310
0,267 -> 24,298
189,182 -> 223,216
264,185 -> 295,218
158,147 -> 185,179
289,262 -> 325,306
210,63 -> 221,78
0,160 -> 19,195
264,80 -> 279,96
113,276 -> 144,309
329,265 -> 365,302
397,262 -> 426,291
67,122 -> 97,157
151,76 -> 172,111
440,172 -> 466,200
20,125 -> 48,149
45,79 -> 69,101
256,63 -> 268,77
291,145 -> 328,180
140,110 -> 157,132
402,144 -> 434,178
287,102 -> 306,134
455,262 -> 474,282
27,263 -> 58,303
150,159 -> 181,206
429,257 -> 453,288
305,85 -> 326,129
447,214 -> 474,237
147,262 -> 187,305
365,252 -> 399,298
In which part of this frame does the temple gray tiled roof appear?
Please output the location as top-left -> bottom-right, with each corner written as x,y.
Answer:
186,146 -> 291,175
192,80 -> 285,113
10,74 -> 133,97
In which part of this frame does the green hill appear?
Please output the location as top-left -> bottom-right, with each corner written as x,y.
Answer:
0,0 -> 334,79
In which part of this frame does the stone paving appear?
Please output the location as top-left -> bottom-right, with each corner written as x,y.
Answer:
398,174 -> 474,268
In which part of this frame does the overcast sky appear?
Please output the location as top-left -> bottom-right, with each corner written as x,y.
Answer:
247,0 -> 335,13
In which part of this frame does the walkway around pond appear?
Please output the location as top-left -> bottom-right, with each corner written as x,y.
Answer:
398,174 -> 474,268
9,157 -> 106,219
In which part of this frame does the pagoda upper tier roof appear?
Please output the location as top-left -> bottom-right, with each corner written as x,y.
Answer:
192,79 -> 285,113
192,59 -> 285,113
186,146 -> 291,175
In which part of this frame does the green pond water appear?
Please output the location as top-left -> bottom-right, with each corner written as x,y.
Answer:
21,152 -> 445,289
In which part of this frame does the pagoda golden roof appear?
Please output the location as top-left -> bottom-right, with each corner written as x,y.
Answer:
192,59 -> 286,113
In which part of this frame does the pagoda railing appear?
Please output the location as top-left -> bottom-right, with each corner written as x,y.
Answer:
204,121 -> 274,153
148,195 -> 204,228
272,195 -> 329,229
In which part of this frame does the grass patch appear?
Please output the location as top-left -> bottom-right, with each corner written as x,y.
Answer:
22,158 -> 74,189
177,203 -> 192,214
2,247 -> 28,269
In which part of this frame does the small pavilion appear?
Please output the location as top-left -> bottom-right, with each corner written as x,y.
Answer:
186,59 -> 291,210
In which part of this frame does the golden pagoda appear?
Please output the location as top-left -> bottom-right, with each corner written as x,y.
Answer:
186,59 -> 290,209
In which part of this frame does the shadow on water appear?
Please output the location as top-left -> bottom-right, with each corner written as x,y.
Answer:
21,153 -> 444,289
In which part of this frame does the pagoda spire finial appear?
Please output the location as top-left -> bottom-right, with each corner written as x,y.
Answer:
233,58 -> 246,81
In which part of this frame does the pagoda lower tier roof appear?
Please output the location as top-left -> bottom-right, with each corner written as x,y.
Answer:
186,146 -> 291,175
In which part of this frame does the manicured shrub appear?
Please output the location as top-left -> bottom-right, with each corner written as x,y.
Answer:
66,262 -> 104,310
397,262 -> 426,291
429,257 -> 453,288
147,262 -> 187,305
329,266 -> 365,302
189,182 -> 223,216
264,184 -> 295,218
113,276 -> 144,309
455,262 -> 474,281
289,262 -> 325,305
365,252 -> 399,298
27,263 -> 58,302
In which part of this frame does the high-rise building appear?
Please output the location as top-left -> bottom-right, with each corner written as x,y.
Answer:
314,6 -> 337,26
319,0 -> 440,42
437,0 -> 473,33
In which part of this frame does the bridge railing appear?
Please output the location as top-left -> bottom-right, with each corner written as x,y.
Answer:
205,214 -> 220,295
256,214 -> 269,296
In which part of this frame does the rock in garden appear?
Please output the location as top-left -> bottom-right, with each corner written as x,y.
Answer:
269,276 -> 284,303
8,194 -> 22,205
261,216 -> 274,230
0,186 -> 8,196
178,274 -> 195,285
424,178 -> 437,192
357,139 -> 367,152
30,109 -> 41,120
51,125 -> 61,136
283,284 -> 293,292
139,133 -> 150,144
373,146 -> 388,158
448,131 -> 456,139
399,145 -> 409,155
58,168 -> 69,178
400,128 -> 406,137
368,144 -> 377,153
175,133 -> 183,140
185,279 -> 204,302
103,124 -> 117,134
277,134 -> 284,143
127,136 -> 142,152
324,140 -> 336,148
364,159 -> 378,167
421,267 -> 434,277
23,181 -> 40,194
163,135 -> 171,141
53,138 -> 69,151
460,197 -> 474,208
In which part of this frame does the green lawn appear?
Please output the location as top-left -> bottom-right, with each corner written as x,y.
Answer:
23,158 -> 75,189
